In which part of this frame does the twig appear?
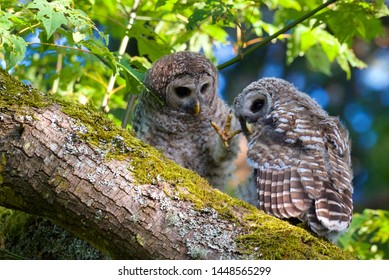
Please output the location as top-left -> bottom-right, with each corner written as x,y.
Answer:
27,42 -> 92,53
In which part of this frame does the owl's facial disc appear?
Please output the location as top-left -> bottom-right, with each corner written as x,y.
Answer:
235,90 -> 268,136
165,75 -> 205,115
173,86 -> 201,114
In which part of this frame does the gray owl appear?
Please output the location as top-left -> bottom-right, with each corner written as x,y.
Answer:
234,77 -> 353,238
133,51 -> 240,190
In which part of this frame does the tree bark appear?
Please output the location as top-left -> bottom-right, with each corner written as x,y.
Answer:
0,69 -> 354,259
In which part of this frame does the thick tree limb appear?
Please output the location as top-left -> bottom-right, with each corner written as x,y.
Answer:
0,70 -> 354,259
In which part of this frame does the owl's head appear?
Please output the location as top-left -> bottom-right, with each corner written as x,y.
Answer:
144,51 -> 217,115
234,77 -> 308,136
234,78 -> 276,135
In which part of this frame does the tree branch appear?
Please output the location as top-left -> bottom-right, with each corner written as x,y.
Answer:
217,0 -> 338,70
0,69 -> 353,259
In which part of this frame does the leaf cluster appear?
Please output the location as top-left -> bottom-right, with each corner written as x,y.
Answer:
338,209 -> 389,259
282,0 -> 388,78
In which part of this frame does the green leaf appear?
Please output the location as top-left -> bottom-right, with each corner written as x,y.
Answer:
82,39 -> 118,73
187,8 -> 210,30
296,25 -> 340,63
278,0 -> 301,11
118,56 -> 164,105
305,44 -> 331,76
155,0 -> 169,9
343,46 -> 367,69
2,34 -> 27,70
137,36 -> 171,62
201,24 -> 228,43
0,11 -> 14,29
299,27 -> 316,52
336,44 -> 367,79
28,0 -> 67,39
118,57 -> 145,94
321,1 -> 385,44
72,31 -> 86,43
311,28 -> 340,62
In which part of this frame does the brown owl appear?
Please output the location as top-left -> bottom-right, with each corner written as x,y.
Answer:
233,77 -> 353,238
133,51 -> 240,190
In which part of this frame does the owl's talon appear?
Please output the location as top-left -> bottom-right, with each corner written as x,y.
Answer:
210,111 -> 242,150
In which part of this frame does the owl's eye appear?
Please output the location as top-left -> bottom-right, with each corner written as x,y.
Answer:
250,99 -> 265,113
175,86 -> 191,98
200,83 -> 209,94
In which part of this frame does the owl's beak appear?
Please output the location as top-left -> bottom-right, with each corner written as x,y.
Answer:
239,119 -> 253,135
183,99 -> 201,115
193,100 -> 201,115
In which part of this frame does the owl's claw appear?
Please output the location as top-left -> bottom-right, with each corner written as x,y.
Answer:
210,111 -> 242,150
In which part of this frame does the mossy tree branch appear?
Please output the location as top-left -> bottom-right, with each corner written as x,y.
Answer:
0,70 -> 353,259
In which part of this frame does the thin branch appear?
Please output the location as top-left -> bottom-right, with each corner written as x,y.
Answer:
83,72 -> 108,88
51,51 -> 63,94
121,93 -> 138,129
27,42 -> 92,53
18,23 -> 41,35
217,0 -> 338,70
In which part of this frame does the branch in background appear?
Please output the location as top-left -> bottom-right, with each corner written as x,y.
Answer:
101,0 -> 141,113
51,51 -> 63,94
217,0 -> 338,70
122,93 -> 137,128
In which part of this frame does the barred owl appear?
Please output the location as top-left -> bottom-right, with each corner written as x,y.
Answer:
234,77 -> 353,238
133,51 -> 240,190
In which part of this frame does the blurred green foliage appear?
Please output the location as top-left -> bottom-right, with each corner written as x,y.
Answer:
338,209 -> 389,259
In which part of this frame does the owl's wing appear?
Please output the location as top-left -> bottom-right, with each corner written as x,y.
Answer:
249,116 -> 353,234
256,165 -> 313,220
312,118 -> 353,232
248,144 -> 313,220
320,117 -> 352,190
294,117 -> 353,233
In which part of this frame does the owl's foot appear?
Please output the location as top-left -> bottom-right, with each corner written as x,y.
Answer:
210,111 -> 242,150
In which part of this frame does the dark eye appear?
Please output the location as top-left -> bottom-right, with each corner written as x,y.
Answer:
175,86 -> 191,98
250,99 -> 265,113
200,83 -> 209,94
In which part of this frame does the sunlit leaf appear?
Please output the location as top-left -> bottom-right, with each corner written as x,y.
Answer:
27,0 -> 67,39
73,31 -> 86,42
305,44 -> 331,76
2,34 -> 27,70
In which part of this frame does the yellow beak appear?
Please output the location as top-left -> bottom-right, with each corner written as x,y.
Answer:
193,100 -> 201,115
246,122 -> 253,134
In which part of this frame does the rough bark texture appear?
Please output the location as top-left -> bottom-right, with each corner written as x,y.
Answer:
0,70 -> 355,260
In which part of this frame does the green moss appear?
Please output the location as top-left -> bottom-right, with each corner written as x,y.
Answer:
237,213 -> 356,260
0,71 -> 52,110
